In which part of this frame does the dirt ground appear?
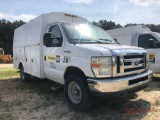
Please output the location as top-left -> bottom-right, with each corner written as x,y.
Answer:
0,77 -> 160,120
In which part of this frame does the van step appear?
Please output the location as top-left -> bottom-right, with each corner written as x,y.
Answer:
51,83 -> 62,91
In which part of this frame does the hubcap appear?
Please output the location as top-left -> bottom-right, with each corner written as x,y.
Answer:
68,81 -> 82,104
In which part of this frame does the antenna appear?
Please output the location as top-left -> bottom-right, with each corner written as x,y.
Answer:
71,4 -> 73,24
71,4 -> 75,45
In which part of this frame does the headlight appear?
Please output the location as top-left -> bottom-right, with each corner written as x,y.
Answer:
91,57 -> 112,78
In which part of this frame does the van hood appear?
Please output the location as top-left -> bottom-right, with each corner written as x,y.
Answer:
76,44 -> 145,56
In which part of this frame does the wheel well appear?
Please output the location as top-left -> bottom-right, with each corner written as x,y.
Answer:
64,67 -> 86,80
18,62 -> 23,70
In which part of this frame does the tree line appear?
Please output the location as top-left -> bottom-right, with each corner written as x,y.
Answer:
0,19 -> 160,56
0,19 -> 25,55
93,20 -> 160,32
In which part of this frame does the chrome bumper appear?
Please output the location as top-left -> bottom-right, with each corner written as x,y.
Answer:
87,70 -> 153,93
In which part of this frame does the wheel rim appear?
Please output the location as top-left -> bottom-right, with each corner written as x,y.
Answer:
68,81 -> 82,104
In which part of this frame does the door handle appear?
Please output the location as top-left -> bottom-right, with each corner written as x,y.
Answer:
44,56 -> 46,61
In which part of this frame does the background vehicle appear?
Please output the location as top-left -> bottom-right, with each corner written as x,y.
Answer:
107,25 -> 160,73
0,48 -> 12,63
13,13 -> 153,110
0,48 -> 4,55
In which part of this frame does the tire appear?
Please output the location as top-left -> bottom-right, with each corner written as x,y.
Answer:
20,66 -> 31,82
64,73 -> 93,111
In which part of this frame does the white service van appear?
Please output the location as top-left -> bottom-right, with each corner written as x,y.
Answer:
107,25 -> 160,73
13,13 -> 153,110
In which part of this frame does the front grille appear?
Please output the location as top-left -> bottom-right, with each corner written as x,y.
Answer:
115,54 -> 146,76
124,55 -> 144,59
129,76 -> 148,85
124,66 -> 144,72
117,56 -> 120,73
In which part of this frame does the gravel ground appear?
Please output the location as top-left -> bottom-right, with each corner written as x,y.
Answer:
0,78 -> 160,120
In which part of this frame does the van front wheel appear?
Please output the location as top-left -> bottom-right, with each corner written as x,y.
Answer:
64,74 -> 93,111
20,66 -> 31,81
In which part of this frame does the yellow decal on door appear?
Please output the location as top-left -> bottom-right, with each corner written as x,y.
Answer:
149,54 -> 156,64
149,54 -> 156,58
46,54 -> 56,62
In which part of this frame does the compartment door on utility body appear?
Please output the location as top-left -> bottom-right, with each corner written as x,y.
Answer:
138,34 -> 160,73
43,24 -> 64,83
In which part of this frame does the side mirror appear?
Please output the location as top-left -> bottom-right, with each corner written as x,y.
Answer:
43,33 -> 63,47
114,38 -> 120,44
148,39 -> 154,48
43,33 -> 52,46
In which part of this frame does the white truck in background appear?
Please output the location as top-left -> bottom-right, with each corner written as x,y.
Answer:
107,25 -> 160,74
13,13 -> 153,111
0,48 -> 4,55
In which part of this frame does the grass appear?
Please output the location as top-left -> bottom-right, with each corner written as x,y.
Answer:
0,67 -> 159,120
0,67 -> 19,79
0,98 -> 15,120
17,78 -> 54,95
0,67 -> 57,95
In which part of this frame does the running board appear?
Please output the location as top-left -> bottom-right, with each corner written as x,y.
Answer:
51,83 -> 62,91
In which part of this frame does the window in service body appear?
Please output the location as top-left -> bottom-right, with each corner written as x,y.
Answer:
62,23 -> 116,44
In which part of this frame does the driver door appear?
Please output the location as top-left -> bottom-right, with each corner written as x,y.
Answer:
43,24 -> 64,83
138,34 -> 160,73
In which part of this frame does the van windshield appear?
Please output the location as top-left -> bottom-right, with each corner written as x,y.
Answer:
62,23 -> 116,44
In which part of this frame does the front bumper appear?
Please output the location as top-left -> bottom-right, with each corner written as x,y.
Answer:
87,70 -> 153,94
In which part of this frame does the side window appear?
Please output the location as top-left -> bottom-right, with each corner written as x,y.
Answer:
48,25 -> 63,47
138,34 -> 158,48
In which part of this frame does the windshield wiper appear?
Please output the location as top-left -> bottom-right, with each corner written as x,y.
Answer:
70,39 -> 92,41
70,39 -> 92,44
99,39 -> 112,42
94,40 -> 103,43
70,39 -> 114,44
94,39 -> 113,43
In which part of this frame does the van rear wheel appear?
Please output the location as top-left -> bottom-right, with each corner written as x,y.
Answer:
20,66 -> 31,81
64,74 -> 93,111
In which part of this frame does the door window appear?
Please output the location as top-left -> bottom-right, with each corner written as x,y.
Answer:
138,34 -> 159,48
49,25 -> 62,37
48,25 -> 63,47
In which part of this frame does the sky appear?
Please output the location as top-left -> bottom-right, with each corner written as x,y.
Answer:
0,0 -> 160,26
